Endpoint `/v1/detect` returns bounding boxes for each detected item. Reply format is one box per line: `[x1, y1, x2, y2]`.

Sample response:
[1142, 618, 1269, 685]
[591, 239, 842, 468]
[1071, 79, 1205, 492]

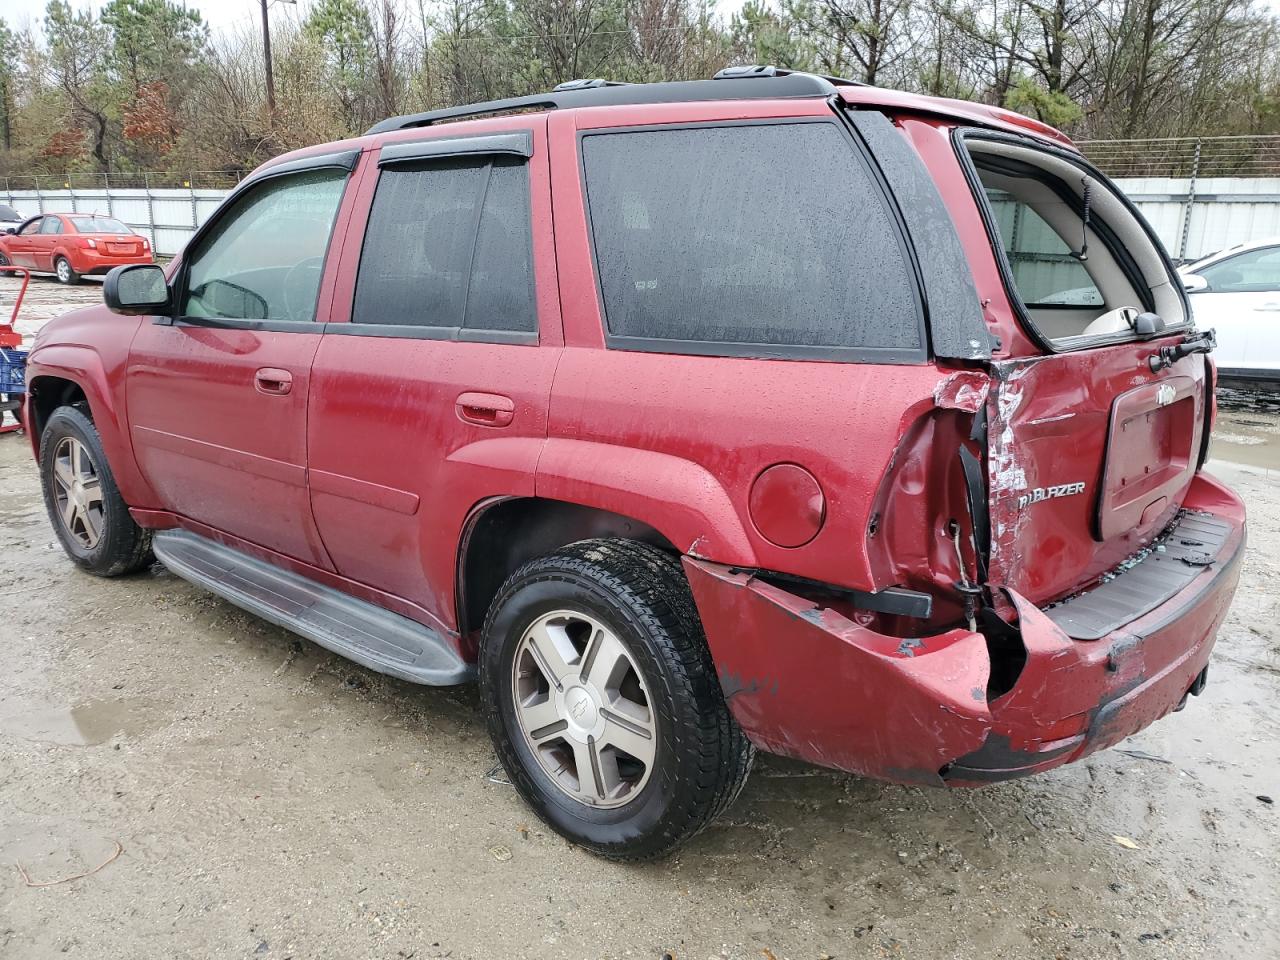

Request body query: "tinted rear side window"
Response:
[352, 156, 536, 335]
[580, 121, 923, 360]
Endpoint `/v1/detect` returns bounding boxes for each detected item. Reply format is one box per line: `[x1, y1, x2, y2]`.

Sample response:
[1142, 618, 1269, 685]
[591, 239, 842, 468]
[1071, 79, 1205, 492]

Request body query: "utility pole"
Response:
[260, 0, 276, 116]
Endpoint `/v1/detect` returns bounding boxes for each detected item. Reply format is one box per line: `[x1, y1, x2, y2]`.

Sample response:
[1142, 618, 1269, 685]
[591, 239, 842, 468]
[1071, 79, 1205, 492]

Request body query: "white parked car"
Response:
[0, 204, 24, 234]
[1180, 238, 1280, 385]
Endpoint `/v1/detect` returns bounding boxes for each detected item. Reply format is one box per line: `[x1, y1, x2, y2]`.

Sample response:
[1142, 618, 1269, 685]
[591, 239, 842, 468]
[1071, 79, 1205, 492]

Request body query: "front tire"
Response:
[54, 256, 80, 285]
[39, 406, 152, 576]
[480, 539, 753, 861]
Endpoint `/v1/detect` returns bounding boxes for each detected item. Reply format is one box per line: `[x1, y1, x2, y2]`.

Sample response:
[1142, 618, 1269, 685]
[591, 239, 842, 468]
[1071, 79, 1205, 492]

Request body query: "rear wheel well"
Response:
[457, 498, 677, 637]
[28, 377, 90, 450]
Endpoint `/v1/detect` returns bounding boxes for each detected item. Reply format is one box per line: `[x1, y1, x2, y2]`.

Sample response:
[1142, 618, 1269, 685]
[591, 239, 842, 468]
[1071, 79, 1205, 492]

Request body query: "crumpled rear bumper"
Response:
[684, 472, 1245, 788]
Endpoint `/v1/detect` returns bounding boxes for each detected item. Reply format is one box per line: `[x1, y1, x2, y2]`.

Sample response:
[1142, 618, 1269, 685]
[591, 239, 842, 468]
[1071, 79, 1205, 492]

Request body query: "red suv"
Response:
[22, 69, 1243, 860]
[0, 213, 152, 284]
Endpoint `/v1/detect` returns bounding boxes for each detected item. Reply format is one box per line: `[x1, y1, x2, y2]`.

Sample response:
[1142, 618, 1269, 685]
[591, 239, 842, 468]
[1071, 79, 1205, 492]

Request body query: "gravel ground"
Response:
[0, 276, 1277, 959]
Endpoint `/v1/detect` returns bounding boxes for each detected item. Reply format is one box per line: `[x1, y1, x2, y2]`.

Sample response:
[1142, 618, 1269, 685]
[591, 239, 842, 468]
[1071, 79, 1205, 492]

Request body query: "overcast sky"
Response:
[0, 0, 752, 36]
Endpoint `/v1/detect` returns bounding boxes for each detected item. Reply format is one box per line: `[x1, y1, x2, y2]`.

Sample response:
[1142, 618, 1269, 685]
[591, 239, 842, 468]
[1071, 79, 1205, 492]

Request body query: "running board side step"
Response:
[152, 529, 473, 685]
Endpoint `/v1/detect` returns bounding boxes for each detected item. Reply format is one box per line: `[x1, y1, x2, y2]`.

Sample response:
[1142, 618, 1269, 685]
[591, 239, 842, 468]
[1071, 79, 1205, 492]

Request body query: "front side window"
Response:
[1198, 246, 1280, 293]
[180, 168, 348, 323]
[580, 121, 923, 359]
[352, 156, 536, 335]
[18, 219, 41, 236]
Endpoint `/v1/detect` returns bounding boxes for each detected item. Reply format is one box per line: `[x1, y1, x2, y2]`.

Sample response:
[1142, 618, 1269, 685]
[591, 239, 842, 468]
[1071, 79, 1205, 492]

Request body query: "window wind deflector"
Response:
[242, 149, 361, 187]
[378, 132, 533, 167]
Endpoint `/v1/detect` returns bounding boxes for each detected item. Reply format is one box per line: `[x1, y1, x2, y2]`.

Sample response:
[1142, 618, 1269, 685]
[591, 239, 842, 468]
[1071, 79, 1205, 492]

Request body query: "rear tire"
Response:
[39, 406, 152, 576]
[479, 538, 753, 861]
[54, 256, 80, 285]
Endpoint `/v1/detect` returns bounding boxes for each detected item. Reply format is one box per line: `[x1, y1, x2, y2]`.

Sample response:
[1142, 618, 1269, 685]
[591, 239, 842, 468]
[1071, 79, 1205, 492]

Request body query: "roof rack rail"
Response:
[553, 78, 629, 91]
[365, 72, 844, 135]
[712, 64, 868, 87]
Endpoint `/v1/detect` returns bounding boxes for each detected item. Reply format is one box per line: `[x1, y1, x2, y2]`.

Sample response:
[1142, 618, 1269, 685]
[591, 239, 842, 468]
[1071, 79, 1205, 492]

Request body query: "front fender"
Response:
[535, 437, 757, 565]
[26, 338, 156, 508]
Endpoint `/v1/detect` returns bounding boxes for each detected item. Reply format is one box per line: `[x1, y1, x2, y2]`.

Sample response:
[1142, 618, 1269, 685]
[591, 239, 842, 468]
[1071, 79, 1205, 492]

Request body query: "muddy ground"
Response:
[0, 275, 1277, 959]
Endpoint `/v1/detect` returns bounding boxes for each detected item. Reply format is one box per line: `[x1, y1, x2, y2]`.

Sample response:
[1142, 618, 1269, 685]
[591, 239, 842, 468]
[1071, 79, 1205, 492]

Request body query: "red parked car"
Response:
[22, 68, 1243, 860]
[0, 213, 152, 284]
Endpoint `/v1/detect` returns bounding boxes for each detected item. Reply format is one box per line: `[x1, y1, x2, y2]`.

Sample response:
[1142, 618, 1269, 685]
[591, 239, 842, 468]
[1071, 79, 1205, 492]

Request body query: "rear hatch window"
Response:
[961, 134, 1189, 349]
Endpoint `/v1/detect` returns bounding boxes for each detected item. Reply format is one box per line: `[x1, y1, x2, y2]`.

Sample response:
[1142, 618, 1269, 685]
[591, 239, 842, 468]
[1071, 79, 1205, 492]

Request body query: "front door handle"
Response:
[456, 391, 514, 427]
[254, 367, 293, 396]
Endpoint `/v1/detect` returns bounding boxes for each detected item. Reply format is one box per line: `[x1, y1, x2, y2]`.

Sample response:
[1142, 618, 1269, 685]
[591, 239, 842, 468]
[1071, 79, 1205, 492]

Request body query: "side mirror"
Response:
[2, 227, 13, 235]
[1182, 273, 1208, 293]
[1133, 311, 1165, 338]
[104, 263, 170, 316]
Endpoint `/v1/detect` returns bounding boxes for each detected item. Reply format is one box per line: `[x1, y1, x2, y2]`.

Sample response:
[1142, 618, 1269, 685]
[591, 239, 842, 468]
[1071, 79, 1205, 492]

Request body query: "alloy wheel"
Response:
[50, 436, 104, 549]
[511, 610, 657, 808]
[56, 258, 71, 283]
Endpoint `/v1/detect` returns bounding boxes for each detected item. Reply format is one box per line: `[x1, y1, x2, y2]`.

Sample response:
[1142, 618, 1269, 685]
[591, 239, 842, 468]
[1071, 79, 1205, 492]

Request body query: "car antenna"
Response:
[1072, 175, 1091, 262]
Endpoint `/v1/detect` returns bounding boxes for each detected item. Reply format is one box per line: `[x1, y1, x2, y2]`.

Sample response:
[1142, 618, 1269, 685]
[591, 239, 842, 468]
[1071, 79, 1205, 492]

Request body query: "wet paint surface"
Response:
[2, 279, 1278, 958]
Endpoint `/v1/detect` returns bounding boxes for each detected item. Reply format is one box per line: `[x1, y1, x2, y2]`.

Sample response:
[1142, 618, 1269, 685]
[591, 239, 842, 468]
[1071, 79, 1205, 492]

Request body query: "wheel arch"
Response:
[27, 374, 91, 454]
[456, 496, 679, 637]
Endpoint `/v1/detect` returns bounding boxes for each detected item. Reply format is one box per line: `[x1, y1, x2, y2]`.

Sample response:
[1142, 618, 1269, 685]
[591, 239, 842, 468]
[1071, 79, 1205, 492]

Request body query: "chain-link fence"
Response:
[0, 171, 247, 192]
[1079, 135, 1280, 179]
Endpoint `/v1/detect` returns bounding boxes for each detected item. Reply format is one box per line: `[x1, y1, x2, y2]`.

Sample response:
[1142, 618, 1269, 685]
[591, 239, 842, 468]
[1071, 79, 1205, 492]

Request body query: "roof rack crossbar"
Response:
[365, 72, 845, 135]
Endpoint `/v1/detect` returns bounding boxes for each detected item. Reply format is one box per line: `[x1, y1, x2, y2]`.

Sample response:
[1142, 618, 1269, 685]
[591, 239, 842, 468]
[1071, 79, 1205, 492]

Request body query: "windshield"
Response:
[0, 204, 19, 220]
[70, 216, 131, 234]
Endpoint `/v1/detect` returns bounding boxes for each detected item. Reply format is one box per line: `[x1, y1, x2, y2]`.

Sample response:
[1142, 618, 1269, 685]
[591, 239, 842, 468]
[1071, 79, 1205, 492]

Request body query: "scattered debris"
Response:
[484, 764, 510, 786]
[1258, 795, 1274, 805]
[1116, 749, 1172, 764]
[15, 839, 123, 887]
[1112, 835, 1140, 849]
[488, 844, 512, 862]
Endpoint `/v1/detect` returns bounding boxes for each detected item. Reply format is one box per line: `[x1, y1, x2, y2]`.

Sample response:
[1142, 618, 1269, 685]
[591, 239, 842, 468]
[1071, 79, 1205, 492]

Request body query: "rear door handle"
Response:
[456, 391, 514, 427]
[254, 367, 293, 396]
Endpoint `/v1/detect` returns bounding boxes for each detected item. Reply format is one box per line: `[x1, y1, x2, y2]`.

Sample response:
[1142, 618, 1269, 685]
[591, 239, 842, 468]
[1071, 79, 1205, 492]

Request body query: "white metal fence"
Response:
[1113, 176, 1280, 263]
[0, 173, 241, 257]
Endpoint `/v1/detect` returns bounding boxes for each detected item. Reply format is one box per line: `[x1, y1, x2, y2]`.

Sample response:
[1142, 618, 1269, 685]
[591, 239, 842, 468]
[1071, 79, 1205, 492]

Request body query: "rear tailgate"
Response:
[988, 343, 1207, 606]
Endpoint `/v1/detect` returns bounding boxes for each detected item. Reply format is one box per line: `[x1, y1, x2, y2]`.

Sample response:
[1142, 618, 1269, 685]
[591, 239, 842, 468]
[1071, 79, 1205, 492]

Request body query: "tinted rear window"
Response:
[352, 156, 536, 335]
[580, 121, 923, 359]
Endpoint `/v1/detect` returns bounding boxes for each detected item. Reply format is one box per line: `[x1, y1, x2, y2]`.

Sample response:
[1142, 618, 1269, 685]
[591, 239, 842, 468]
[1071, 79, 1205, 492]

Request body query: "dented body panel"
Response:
[684, 558, 992, 786]
[688, 475, 1243, 786]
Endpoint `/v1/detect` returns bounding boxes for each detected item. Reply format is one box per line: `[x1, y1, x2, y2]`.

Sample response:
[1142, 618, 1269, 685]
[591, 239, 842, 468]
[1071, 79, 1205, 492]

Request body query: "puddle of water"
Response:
[1210, 388, 1280, 471]
[0, 698, 158, 746]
